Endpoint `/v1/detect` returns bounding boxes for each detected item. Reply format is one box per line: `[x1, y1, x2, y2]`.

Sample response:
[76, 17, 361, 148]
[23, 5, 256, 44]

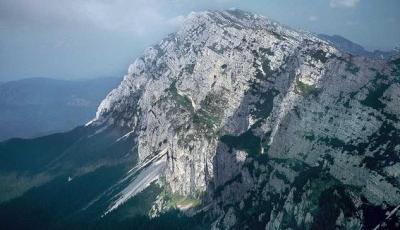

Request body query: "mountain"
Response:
[1, 10, 399, 229]
[0, 77, 121, 141]
[318, 34, 394, 59]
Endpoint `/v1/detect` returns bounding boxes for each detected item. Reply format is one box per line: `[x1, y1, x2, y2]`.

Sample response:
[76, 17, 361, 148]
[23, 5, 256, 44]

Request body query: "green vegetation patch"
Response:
[292, 166, 360, 227]
[253, 57, 273, 80]
[345, 62, 360, 75]
[192, 92, 226, 137]
[160, 189, 202, 211]
[318, 136, 346, 149]
[360, 74, 390, 110]
[261, 58, 273, 76]
[208, 43, 228, 55]
[252, 48, 275, 80]
[295, 80, 320, 96]
[311, 50, 328, 63]
[0, 126, 90, 173]
[292, 165, 323, 203]
[259, 47, 274, 56]
[98, 209, 210, 230]
[0, 165, 127, 229]
[303, 131, 316, 141]
[362, 122, 400, 175]
[184, 63, 196, 74]
[167, 81, 194, 112]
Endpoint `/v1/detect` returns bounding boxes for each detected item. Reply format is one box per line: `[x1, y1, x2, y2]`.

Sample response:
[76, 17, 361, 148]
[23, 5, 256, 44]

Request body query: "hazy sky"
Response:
[0, 0, 399, 81]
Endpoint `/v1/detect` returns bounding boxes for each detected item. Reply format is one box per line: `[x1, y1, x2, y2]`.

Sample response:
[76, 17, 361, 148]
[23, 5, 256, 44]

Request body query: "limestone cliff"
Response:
[80, 9, 400, 229]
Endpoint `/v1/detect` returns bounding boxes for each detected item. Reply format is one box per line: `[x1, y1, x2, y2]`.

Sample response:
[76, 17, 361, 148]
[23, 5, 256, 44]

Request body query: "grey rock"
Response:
[87, 9, 400, 229]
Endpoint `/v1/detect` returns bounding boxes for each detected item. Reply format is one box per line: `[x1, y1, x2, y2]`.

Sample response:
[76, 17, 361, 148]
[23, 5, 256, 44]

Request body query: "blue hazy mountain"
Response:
[318, 34, 394, 59]
[0, 77, 121, 141]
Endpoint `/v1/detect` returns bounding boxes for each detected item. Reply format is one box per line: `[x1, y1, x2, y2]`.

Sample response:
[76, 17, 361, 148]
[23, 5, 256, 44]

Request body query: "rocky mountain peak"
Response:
[80, 9, 400, 228]
[93, 9, 332, 126]
[1, 9, 400, 230]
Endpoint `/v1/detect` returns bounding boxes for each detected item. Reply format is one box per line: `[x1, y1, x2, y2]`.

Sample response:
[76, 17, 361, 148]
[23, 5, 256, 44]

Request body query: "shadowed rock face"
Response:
[1, 9, 399, 229]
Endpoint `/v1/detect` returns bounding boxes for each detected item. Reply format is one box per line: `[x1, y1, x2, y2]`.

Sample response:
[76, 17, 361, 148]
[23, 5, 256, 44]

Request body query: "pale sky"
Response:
[0, 0, 399, 81]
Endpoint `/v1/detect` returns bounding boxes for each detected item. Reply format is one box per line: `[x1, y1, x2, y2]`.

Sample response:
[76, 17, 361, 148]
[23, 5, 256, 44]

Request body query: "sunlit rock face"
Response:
[89, 9, 400, 229]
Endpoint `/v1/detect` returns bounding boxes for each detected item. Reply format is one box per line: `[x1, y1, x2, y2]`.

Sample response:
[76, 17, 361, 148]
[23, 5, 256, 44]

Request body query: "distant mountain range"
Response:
[318, 34, 395, 59]
[0, 77, 121, 141]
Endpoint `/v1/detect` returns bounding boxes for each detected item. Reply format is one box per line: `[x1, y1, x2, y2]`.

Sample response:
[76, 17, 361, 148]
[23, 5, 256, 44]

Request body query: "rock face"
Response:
[2, 9, 399, 229]
[84, 9, 400, 229]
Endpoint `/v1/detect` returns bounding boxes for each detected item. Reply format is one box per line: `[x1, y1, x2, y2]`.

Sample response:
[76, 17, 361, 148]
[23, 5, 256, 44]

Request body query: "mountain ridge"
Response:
[0, 77, 121, 141]
[87, 9, 400, 228]
[1, 9, 399, 229]
[318, 34, 395, 59]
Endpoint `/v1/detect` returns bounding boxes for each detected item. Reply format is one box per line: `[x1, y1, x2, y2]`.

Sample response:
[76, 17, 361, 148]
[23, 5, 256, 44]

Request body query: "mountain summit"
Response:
[1, 10, 400, 229]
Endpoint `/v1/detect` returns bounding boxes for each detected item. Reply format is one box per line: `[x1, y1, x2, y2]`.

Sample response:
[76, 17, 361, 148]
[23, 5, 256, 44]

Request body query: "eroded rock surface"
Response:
[86, 9, 400, 229]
